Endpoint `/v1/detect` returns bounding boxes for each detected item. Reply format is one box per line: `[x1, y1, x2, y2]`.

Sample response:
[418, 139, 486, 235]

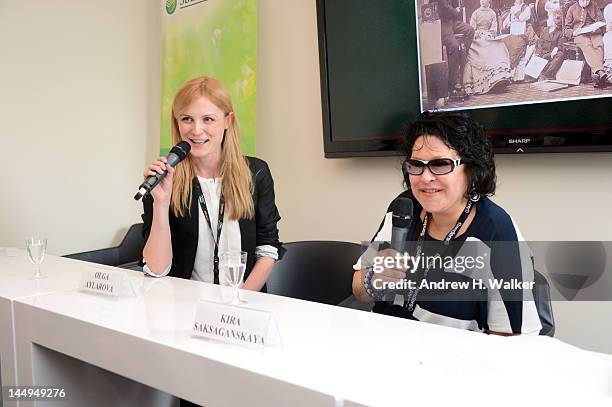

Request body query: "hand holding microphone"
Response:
[361, 197, 416, 301]
[134, 141, 191, 201]
[388, 197, 414, 303]
[142, 156, 175, 205]
[371, 248, 409, 290]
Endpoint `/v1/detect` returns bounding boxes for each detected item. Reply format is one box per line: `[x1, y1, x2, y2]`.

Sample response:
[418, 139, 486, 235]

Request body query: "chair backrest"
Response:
[63, 223, 145, 269]
[533, 268, 555, 336]
[116, 223, 144, 266]
[266, 241, 363, 306]
[63, 245, 121, 266]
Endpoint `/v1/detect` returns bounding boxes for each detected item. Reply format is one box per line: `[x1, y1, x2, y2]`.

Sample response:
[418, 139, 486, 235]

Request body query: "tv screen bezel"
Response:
[316, 0, 612, 158]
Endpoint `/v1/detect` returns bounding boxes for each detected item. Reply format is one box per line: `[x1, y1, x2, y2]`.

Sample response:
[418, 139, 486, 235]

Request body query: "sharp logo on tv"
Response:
[508, 138, 531, 144]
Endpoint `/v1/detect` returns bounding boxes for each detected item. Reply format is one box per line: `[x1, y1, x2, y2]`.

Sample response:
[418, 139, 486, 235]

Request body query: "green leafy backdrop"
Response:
[161, 0, 256, 155]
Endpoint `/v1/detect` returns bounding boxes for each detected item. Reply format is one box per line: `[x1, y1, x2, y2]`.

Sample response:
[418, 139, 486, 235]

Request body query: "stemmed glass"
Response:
[220, 251, 247, 305]
[25, 237, 47, 279]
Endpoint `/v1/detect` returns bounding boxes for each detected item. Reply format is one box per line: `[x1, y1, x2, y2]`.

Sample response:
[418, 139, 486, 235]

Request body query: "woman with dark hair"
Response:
[352, 111, 541, 335]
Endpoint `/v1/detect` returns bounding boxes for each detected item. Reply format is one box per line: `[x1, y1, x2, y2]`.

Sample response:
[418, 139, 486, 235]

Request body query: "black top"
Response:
[366, 191, 542, 334]
[141, 156, 284, 289]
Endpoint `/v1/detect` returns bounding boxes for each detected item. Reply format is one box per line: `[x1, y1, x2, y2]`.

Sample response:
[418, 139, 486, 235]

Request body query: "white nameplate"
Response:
[192, 301, 282, 349]
[79, 267, 136, 297]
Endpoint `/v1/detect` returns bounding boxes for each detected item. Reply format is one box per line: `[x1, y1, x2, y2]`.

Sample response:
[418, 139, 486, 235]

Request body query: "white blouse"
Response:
[191, 177, 241, 285]
[143, 177, 278, 283]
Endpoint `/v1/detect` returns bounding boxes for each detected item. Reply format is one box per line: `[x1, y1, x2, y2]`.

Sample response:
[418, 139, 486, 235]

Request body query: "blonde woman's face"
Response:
[176, 96, 231, 161]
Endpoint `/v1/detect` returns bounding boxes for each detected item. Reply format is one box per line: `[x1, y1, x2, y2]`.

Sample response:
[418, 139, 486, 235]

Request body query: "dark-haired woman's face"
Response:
[409, 135, 469, 217]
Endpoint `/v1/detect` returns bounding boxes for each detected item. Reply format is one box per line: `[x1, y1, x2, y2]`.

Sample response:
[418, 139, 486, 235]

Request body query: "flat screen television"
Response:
[316, 0, 612, 157]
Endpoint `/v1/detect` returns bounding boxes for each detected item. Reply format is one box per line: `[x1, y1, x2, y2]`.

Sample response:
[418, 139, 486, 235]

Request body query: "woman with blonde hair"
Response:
[141, 76, 283, 292]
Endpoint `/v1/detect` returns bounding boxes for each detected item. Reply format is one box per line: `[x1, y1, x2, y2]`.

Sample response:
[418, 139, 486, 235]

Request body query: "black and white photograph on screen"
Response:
[415, 0, 612, 111]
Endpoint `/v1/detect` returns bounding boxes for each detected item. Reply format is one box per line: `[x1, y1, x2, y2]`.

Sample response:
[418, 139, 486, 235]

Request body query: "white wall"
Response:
[257, 0, 612, 354]
[0, 0, 160, 255]
[0, 0, 610, 354]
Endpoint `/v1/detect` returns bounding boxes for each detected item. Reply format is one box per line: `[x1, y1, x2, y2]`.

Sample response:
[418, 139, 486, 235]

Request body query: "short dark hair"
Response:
[402, 111, 496, 199]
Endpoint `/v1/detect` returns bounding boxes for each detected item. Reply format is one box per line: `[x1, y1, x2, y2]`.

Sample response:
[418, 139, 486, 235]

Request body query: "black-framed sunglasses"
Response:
[403, 158, 464, 176]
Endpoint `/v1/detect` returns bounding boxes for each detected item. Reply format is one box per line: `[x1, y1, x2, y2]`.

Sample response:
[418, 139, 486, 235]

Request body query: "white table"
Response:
[3, 253, 612, 406]
[0, 249, 85, 391]
[0, 251, 175, 407]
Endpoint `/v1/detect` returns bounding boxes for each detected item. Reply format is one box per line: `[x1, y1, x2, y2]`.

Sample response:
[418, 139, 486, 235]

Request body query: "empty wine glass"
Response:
[220, 251, 247, 305]
[25, 237, 47, 279]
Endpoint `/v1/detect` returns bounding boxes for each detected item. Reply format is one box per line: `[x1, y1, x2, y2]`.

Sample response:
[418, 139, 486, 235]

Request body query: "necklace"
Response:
[404, 199, 475, 311]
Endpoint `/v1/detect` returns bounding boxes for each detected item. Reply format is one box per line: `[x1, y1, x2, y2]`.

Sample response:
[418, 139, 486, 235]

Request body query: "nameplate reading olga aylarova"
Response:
[192, 301, 273, 349]
[79, 267, 134, 297]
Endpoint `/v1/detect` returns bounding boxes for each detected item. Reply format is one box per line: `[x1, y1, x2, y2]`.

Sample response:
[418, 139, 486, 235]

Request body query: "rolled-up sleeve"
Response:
[254, 161, 285, 260]
[255, 244, 279, 260]
[142, 262, 171, 277]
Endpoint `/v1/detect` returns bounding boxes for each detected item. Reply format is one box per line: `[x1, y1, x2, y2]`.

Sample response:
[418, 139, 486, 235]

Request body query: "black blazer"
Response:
[141, 157, 284, 286]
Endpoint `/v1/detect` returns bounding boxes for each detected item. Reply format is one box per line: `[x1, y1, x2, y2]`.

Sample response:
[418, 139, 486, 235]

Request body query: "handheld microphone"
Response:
[390, 197, 413, 253]
[134, 141, 191, 201]
[388, 197, 414, 305]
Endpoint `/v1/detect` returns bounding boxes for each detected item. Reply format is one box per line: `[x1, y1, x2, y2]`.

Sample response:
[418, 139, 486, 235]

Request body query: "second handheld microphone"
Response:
[390, 197, 414, 253]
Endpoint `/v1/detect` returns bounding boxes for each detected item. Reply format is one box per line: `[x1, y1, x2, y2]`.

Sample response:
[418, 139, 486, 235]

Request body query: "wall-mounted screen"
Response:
[317, 0, 612, 157]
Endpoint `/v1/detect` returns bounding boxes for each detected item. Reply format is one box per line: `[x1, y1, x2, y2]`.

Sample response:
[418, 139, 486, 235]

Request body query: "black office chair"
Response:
[63, 223, 145, 271]
[266, 241, 363, 306]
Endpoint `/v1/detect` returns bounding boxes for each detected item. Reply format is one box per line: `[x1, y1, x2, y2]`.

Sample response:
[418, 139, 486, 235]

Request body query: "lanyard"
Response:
[194, 181, 225, 285]
[404, 199, 474, 311]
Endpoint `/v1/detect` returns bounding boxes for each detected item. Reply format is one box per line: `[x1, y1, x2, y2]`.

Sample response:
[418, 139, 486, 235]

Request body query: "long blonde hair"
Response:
[170, 77, 254, 220]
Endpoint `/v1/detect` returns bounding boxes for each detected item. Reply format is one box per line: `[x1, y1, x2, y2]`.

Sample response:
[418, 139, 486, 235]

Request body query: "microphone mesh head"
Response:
[170, 141, 191, 160]
[391, 197, 413, 228]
